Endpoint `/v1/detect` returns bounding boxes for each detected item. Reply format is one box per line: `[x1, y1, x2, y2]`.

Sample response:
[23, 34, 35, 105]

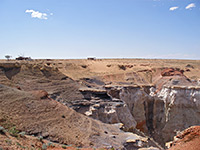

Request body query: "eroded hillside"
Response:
[0, 58, 200, 149]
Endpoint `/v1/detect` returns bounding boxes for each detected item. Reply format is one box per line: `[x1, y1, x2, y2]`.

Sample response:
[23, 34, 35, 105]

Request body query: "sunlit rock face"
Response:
[119, 86, 153, 134]
[154, 86, 200, 144]
[69, 76, 200, 146]
[84, 100, 137, 131]
[70, 87, 137, 131]
[116, 84, 200, 146]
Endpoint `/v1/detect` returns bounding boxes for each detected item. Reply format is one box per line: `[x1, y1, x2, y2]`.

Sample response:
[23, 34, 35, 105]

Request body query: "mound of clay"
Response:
[161, 68, 184, 77]
[168, 126, 200, 150]
[0, 62, 84, 105]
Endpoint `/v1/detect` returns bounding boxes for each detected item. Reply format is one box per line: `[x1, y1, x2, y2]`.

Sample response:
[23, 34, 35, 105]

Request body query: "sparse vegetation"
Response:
[0, 126, 6, 134]
[118, 65, 126, 70]
[38, 136, 43, 142]
[47, 142, 55, 147]
[81, 65, 87, 68]
[42, 143, 47, 150]
[16, 142, 25, 149]
[5, 55, 12, 61]
[8, 126, 19, 137]
[19, 131, 26, 137]
[62, 145, 67, 149]
[5, 139, 12, 145]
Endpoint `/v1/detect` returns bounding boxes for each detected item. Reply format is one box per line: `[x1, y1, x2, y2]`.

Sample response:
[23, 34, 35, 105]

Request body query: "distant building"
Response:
[87, 57, 96, 60]
[16, 56, 32, 61]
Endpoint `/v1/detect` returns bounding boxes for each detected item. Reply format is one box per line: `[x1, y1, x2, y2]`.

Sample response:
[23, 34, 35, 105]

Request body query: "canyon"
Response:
[0, 58, 200, 149]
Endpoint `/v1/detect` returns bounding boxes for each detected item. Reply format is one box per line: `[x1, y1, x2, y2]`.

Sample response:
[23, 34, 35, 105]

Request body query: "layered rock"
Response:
[106, 83, 200, 146]
[167, 126, 200, 150]
[0, 84, 161, 149]
[71, 88, 137, 131]
[154, 85, 200, 143]
[118, 85, 154, 134]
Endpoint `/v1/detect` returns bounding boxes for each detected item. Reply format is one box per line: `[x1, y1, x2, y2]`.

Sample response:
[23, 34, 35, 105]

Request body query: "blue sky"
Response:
[0, 0, 199, 59]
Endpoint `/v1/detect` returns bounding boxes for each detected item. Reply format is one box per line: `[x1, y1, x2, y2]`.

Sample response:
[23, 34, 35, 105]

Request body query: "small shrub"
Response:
[62, 145, 67, 149]
[19, 131, 26, 138]
[118, 65, 126, 70]
[0, 126, 6, 134]
[38, 136, 43, 142]
[16, 142, 25, 148]
[5, 139, 12, 145]
[47, 142, 55, 147]
[107, 65, 111, 67]
[9, 126, 19, 137]
[81, 65, 87, 68]
[16, 142, 21, 146]
[42, 143, 47, 150]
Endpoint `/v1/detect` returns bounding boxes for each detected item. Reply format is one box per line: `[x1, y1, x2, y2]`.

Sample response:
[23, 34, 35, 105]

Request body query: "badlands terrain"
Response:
[0, 58, 200, 150]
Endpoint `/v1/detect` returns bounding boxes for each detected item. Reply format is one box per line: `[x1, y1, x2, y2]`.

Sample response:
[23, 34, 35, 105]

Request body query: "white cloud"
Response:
[25, 9, 48, 20]
[169, 6, 179, 11]
[185, 3, 196, 10]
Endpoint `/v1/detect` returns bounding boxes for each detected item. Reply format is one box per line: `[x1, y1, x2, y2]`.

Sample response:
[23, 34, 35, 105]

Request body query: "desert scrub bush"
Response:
[8, 126, 19, 137]
[5, 139, 12, 145]
[0, 126, 6, 134]
[19, 131, 26, 138]
[42, 143, 47, 150]
[118, 65, 126, 70]
[47, 142, 55, 147]
[16, 142, 25, 149]
[62, 145, 67, 149]
[81, 65, 87, 68]
[37, 136, 43, 142]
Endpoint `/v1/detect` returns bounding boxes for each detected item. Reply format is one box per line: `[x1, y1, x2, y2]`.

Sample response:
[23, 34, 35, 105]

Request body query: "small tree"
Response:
[5, 55, 12, 61]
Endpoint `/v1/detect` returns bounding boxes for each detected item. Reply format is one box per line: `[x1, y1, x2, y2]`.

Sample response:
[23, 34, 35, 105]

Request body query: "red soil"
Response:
[169, 126, 200, 150]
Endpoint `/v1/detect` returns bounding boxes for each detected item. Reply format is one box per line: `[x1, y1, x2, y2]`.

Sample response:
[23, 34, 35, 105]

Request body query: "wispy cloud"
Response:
[169, 6, 179, 11]
[185, 3, 195, 10]
[25, 9, 48, 20]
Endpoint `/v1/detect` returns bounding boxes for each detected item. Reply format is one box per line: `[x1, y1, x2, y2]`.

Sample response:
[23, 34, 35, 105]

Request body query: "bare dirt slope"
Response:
[48, 59, 200, 82]
[1, 58, 200, 86]
[0, 58, 200, 149]
[0, 128, 108, 150]
[0, 62, 84, 105]
[168, 126, 200, 150]
[0, 84, 132, 148]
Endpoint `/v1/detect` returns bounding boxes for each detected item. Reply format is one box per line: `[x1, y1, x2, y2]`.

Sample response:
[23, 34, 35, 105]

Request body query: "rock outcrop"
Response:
[1, 60, 200, 149]
[71, 79, 200, 147]
[71, 88, 137, 131]
[116, 84, 200, 146]
[154, 85, 200, 144]
[117, 85, 155, 134]
[161, 68, 184, 77]
[167, 126, 200, 150]
[0, 84, 160, 149]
